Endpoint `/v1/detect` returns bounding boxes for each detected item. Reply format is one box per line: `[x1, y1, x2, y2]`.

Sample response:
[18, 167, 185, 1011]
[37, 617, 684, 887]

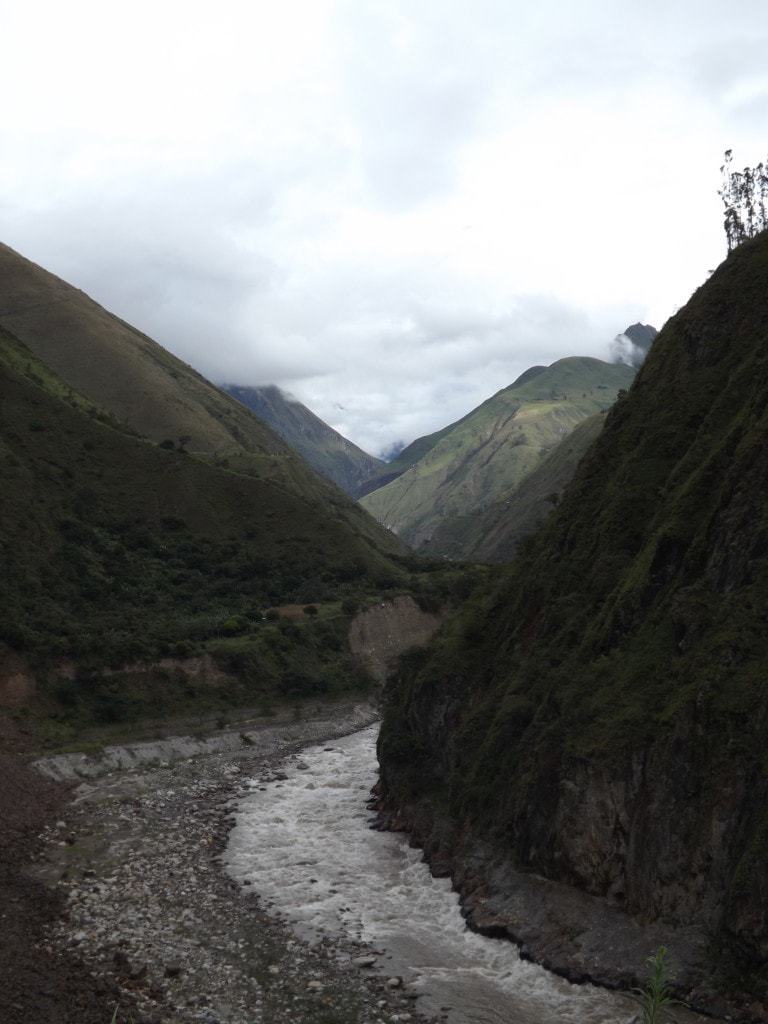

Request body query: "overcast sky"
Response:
[1, 1, 767, 456]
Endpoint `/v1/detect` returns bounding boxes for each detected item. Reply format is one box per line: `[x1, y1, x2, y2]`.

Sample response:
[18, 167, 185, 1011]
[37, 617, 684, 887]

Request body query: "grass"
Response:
[360, 356, 634, 551]
[634, 948, 678, 1024]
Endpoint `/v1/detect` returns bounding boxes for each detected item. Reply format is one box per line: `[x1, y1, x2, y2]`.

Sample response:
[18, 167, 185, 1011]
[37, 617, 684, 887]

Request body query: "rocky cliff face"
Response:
[377, 232, 768, 1016]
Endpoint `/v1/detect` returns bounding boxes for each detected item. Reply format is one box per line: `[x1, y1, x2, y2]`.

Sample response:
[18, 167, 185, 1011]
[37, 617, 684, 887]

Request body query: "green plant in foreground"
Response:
[635, 946, 677, 1024]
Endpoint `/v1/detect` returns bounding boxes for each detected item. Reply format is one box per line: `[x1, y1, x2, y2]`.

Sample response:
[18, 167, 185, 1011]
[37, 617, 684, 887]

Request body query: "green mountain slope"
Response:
[377, 232, 768, 1003]
[0, 241, 403, 553]
[427, 412, 607, 561]
[360, 357, 635, 550]
[0, 243, 302, 478]
[223, 384, 384, 497]
[0, 326, 410, 724]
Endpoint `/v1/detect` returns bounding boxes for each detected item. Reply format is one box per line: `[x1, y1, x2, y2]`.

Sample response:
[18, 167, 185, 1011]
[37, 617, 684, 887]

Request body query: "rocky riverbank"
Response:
[27, 702, 440, 1024]
[370, 798, 760, 1024]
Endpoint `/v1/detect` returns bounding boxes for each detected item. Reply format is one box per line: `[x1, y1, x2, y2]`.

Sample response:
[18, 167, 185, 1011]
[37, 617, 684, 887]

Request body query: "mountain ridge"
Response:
[376, 231, 768, 1013]
[222, 383, 383, 497]
[361, 355, 636, 552]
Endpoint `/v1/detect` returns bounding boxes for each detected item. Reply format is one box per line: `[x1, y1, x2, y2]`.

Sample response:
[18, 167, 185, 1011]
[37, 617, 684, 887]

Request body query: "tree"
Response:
[720, 149, 768, 252]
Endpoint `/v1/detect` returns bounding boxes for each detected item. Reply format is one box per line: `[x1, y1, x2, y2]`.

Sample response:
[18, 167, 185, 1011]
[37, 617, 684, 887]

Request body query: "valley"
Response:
[4, 5, 768, 1024]
[2, 226, 768, 1024]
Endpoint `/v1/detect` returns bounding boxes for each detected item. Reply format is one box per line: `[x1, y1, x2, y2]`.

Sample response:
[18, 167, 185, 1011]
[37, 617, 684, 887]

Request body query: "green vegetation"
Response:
[429, 412, 607, 562]
[356, 417, 468, 497]
[361, 356, 635, 552]
[223, 384, 384, 497]
[0, 322, 419, 726]
[634, 948, 677, 1024]
[0, 316, 484, 733]
[378, 231, 768, 985]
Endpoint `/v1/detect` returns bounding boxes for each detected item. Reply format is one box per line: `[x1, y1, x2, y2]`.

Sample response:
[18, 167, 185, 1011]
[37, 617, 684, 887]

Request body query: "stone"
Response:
[386, 977, 403, 989]
[352, 955, 377, 968]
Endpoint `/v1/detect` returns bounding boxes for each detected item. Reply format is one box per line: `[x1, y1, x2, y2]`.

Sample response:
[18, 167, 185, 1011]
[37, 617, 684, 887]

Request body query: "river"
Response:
[225, 724, 638, 1024]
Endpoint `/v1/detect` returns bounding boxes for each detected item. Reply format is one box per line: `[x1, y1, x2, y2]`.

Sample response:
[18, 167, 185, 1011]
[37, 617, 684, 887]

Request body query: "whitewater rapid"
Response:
[225, 724, 637, 1024]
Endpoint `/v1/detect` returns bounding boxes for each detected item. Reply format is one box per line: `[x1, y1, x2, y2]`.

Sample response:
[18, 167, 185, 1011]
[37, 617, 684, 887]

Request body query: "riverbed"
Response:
[226, 725, 638, 1024]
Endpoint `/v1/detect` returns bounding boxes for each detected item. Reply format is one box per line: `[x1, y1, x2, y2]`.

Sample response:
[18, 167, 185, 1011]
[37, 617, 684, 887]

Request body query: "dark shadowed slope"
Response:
[378, 232, 768, 1007]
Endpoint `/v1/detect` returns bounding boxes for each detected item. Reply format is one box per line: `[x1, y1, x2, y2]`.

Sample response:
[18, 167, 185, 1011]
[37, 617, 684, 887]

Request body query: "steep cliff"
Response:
[377, 232, 768, 1013]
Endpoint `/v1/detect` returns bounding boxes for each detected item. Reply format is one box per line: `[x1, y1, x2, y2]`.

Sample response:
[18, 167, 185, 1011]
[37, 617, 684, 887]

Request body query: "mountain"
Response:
[0, 245, 417, 729]
[360, 356, 636, 551]
[376, 232, 768, 1011]
[222, 384, 384, 497]
[0, 242, 401, 543]
[427, 412, 607, 561]
[357, 421, 467, 497]
[0, 243, 312, 489]
[610, 321, 659, 367]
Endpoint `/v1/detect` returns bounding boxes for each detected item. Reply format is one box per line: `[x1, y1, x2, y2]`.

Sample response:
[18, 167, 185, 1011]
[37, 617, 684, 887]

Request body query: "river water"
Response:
[225, 724, 637, 1024]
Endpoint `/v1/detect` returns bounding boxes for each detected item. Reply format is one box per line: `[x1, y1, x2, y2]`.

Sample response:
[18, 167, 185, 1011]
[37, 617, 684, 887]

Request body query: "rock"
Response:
[164, 961, 183, 977]
[352, 955, 377, 968]
[307, 979, 323, 991]
[386, 977, 403, 989]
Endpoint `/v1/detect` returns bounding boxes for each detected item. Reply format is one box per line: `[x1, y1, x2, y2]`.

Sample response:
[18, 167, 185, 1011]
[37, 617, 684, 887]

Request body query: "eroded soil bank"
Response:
[25, 701, 439, 1024]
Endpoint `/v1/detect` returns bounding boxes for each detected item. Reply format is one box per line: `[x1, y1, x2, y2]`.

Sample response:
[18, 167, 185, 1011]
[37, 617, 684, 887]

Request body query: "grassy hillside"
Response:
[0, 243, 310, 478]
[0, 325, 416, 727]
[223, 384, 384, 497]
[357, 366, 550, 498]
[361, 357, 635, 550]
[378, 231, 768, 994]
[427, 412, 606, 561]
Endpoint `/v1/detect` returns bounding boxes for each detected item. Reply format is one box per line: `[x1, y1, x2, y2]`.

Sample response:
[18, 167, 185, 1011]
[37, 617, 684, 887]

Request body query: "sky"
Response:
[1, 0, 767, 457]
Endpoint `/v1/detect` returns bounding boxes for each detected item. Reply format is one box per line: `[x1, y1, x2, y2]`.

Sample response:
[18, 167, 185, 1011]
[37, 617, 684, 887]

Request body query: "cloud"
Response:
[1, 1, 766, 456]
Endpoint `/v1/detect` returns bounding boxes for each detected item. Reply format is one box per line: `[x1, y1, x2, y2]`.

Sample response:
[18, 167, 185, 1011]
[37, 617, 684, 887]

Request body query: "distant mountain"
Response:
[428, 412, 607, 561]
[222, 384, 383, 497]
[360, 356, 636, 552]
[610, 321, 659, 368]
